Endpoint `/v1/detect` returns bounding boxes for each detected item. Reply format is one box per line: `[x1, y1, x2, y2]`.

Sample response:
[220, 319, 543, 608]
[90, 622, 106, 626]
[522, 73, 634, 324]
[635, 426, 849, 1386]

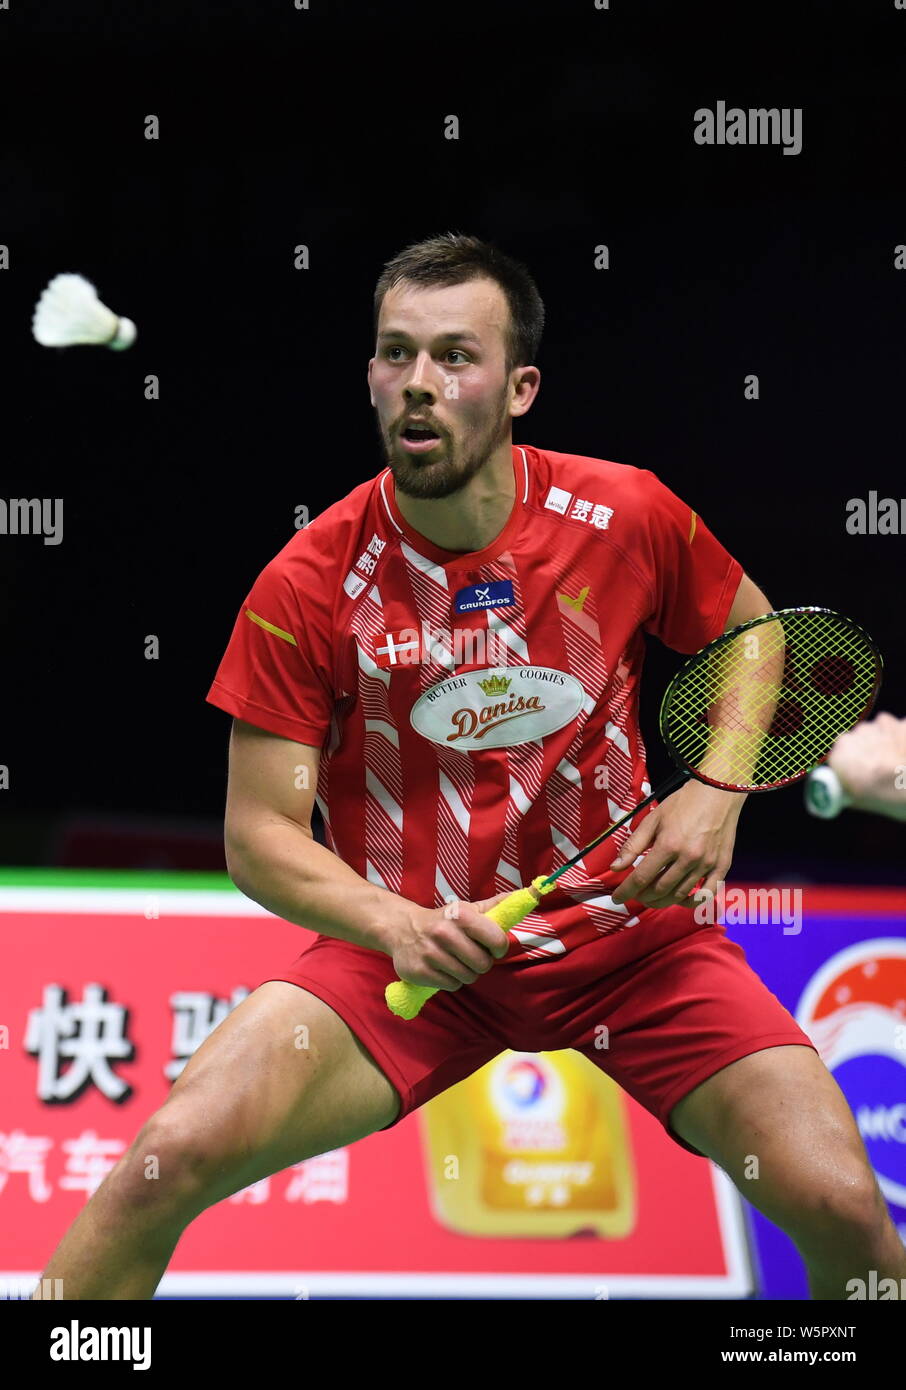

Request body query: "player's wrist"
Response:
[680, 779, 748, 814]
[366, 893, 420, 956]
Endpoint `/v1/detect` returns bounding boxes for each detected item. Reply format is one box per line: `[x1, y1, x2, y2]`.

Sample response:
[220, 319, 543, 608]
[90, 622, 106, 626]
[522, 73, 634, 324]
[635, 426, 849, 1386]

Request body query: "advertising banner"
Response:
[723, 886, 906, 1300]
[0, 871, 753, 1299]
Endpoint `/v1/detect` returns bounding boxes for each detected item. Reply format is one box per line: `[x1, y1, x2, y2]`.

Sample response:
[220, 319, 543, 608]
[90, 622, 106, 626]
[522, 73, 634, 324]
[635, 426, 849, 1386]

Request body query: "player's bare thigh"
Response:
[155, 981, 400, 1188]
[668, 1044, 878, 1227]
[669, 1045, 849, 1155]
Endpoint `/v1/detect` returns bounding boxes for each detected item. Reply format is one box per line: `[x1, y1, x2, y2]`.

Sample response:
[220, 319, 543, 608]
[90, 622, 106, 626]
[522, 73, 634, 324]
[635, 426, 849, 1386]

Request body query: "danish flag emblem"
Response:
[373, 630, 420, 668]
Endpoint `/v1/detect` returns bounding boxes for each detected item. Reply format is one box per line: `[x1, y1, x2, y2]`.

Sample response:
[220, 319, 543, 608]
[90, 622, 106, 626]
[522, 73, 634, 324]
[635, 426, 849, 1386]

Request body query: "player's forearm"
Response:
[849, 787, 906, 821]
[226, 823, 411, 952]
[700, 594, 782, 785]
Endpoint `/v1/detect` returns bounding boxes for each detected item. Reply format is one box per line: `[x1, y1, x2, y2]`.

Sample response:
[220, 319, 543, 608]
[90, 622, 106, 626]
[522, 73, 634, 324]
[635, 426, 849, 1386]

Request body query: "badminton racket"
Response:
[385, 606, 882, 1019]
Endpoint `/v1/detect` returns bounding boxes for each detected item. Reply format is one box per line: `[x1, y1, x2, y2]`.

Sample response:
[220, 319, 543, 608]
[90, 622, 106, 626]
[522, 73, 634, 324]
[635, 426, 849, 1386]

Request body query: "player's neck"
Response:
[392, 441, 515, 555]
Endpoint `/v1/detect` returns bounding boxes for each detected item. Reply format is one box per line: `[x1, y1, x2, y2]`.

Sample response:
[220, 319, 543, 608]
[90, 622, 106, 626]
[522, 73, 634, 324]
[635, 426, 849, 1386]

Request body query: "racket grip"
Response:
[385, 876, 552, 1020]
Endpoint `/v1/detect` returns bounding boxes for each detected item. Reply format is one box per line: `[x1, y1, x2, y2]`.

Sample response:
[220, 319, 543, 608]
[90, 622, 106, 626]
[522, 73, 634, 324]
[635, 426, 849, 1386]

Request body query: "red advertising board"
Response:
[0, 872, 752, 1298]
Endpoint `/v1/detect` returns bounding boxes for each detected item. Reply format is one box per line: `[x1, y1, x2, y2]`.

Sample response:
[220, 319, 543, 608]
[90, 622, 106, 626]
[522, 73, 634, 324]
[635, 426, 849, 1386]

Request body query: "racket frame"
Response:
[658, 605, 883, 794]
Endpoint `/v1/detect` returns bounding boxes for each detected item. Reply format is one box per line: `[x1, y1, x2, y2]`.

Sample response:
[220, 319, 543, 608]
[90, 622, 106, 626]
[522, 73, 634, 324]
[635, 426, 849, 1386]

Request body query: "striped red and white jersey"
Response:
[207, 444, 743, 967]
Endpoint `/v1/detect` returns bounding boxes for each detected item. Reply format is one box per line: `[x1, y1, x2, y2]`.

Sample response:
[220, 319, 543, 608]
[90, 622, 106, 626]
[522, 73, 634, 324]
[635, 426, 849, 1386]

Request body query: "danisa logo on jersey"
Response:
[796, 940, 906, 1213]
[453, 580, 515, 614]
[410, 665, 585, 751]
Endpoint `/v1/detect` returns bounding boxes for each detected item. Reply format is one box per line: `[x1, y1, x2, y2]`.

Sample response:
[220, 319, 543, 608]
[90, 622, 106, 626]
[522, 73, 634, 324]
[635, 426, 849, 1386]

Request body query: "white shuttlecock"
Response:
[32, 273, 137, 350]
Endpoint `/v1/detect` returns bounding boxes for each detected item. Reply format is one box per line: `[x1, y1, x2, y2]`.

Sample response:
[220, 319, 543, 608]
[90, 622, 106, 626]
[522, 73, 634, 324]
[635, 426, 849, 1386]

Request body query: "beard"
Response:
[377, 388, 512, 501]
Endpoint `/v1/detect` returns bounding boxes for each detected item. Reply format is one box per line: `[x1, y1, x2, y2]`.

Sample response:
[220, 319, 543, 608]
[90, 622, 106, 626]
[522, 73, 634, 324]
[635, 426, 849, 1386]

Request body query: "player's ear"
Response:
[510, 365, 540, 417]
[367, 357, 375, 405]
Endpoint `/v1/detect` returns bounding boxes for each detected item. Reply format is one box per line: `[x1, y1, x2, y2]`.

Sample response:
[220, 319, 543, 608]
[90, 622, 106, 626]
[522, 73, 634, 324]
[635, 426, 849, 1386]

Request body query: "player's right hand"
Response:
[388, 892, 513, 992]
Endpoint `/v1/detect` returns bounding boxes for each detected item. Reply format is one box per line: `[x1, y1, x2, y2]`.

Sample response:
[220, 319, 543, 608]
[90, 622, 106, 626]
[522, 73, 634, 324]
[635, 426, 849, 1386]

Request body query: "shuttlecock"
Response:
[32, 273, 137, 350]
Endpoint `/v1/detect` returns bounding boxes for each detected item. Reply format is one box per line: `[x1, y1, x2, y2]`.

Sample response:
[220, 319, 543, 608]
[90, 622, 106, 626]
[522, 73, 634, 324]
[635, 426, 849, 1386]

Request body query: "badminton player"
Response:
[36, 233, 906, 1301]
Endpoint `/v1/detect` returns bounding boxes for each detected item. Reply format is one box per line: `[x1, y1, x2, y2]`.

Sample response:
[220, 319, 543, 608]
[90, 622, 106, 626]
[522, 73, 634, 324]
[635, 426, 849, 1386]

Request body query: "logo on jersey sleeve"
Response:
[543, 486, 573, 516]
[344, 532, 390, 599]
[454, 580, 515, 613]
[410, 665, 585, 750]
[543, 485, 615, 530]
[343, 572, 368, 599]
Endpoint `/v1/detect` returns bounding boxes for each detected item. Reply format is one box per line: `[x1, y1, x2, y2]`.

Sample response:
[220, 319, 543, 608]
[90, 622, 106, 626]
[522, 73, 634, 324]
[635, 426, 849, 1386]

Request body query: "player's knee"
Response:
[785, 1161, 886, 1257]
[118, 1102, 244, 1216]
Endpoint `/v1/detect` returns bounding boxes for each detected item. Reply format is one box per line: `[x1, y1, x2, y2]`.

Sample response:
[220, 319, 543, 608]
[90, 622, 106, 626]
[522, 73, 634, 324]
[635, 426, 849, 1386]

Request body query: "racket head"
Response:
[658, 606, 883, 793]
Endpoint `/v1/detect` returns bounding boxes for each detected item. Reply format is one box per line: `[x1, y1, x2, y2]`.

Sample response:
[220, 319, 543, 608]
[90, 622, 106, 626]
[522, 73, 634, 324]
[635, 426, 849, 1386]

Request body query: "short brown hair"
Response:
[373, 231, 545, 374]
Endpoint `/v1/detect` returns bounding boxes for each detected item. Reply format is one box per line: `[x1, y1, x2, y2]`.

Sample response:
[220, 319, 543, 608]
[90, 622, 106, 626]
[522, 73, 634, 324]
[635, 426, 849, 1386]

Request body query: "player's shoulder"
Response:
[525, 443, 672, 523]
[263, 471, 385, 581]
[296, 473, 379, 548]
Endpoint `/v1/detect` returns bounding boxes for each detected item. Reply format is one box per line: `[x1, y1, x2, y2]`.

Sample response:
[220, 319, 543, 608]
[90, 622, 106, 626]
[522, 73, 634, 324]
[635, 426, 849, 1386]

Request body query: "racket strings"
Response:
[664, 612, 879, 790]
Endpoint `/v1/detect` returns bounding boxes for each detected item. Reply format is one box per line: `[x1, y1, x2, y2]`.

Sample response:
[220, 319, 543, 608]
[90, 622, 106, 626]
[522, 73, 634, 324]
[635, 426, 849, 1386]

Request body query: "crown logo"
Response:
[477, 673, 511, 696]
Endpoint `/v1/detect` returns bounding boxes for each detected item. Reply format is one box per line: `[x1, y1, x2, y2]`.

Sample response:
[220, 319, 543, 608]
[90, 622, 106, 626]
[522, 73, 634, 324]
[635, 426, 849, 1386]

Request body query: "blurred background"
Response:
[2, 0, 905, 1302]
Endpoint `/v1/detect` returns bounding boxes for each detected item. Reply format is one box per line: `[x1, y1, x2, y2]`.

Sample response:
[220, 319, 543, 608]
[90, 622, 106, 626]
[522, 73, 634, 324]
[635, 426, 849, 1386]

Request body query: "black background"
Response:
[1, 0, 903, 882]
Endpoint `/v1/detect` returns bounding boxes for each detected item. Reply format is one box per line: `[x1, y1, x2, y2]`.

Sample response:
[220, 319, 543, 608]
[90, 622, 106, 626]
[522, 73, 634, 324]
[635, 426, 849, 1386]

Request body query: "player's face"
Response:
[368, 277, 515, 500]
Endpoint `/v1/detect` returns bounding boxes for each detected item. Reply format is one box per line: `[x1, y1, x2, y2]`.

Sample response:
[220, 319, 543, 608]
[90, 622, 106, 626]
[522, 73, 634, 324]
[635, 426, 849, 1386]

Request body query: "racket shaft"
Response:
[545, 768, 689, 883]
[388, 773, 691, 1019]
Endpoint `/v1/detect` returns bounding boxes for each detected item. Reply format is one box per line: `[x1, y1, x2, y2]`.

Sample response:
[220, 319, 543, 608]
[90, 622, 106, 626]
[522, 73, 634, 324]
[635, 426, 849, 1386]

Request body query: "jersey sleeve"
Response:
[639, 469, 744, 654]
[206, 546, 335, 747]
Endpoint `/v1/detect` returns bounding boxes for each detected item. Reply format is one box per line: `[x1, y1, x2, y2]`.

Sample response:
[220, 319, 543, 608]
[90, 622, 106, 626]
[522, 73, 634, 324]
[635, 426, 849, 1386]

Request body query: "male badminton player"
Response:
[36, 233, 906, 1301]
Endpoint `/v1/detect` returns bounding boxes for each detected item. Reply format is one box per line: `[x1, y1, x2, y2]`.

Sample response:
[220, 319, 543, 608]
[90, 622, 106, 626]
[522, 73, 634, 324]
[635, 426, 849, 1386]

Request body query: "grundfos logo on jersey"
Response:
[453, 580, 515, 613]
[796, 940, 906, 1211]
[410, 665, 585, 750]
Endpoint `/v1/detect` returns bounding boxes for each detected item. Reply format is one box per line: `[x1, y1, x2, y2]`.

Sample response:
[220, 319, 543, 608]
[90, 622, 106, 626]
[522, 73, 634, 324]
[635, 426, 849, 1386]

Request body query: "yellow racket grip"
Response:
[385, 876, 553, 1020]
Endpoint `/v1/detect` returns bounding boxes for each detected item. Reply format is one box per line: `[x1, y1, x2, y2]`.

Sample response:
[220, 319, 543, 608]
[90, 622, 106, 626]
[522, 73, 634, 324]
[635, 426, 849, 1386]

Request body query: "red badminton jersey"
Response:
[207, 444, 744, 970]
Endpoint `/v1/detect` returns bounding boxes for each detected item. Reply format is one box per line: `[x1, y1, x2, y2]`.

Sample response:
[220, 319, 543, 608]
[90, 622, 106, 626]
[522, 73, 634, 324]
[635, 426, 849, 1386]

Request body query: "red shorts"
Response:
[262, 908, 816, 1157]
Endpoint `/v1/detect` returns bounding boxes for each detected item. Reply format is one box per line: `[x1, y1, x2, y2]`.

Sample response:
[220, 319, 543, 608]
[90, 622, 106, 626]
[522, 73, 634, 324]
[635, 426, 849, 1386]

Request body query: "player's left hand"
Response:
[609, 779, 746, 910]
[827, 711, 906, 821]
